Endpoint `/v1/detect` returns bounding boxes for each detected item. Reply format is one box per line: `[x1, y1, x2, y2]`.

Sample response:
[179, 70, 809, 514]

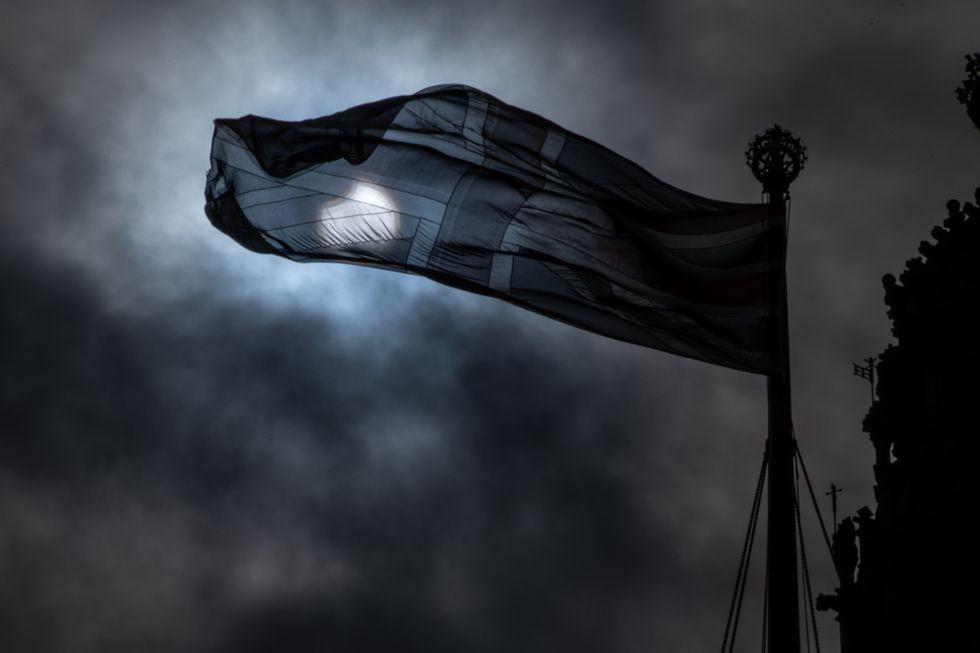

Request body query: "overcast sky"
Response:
[2, 1, 978, 651]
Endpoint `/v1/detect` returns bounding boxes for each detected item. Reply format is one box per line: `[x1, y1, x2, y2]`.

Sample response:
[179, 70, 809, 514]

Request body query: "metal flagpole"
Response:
[746, 125, 807, 653]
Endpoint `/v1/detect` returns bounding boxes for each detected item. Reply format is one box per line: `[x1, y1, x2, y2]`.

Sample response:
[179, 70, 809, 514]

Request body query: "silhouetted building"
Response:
[818, 59, 980, 648]
[820, 190, 980, 652]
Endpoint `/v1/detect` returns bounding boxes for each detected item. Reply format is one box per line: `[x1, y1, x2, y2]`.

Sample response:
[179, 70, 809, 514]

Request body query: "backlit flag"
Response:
[205, 85, 784, 373]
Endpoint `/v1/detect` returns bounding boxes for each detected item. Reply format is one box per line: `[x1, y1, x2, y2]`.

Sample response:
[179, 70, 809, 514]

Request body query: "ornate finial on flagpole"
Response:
[956, 52, 980, 130]
[745, 125, 808, 202]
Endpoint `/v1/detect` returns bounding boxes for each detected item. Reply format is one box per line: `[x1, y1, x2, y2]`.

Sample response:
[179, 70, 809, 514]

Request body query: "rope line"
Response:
[794, 455, 822, 653]
[793, 434, 837, 581]
[795, 458, 812, 653]
[720, 449, 769, 653]
[728, 451, 768, 653]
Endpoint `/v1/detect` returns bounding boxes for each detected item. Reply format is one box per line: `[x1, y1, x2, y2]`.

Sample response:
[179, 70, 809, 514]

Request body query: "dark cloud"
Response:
[212, 593, 468, 653]
[0, 237, 685, 651]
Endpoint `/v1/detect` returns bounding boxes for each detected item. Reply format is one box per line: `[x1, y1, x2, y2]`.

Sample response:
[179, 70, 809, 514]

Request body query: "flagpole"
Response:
[746, 125, 807, 653]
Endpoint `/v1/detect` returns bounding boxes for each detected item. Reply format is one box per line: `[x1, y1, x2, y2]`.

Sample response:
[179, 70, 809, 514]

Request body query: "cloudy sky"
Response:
[2, 1, 978, 651]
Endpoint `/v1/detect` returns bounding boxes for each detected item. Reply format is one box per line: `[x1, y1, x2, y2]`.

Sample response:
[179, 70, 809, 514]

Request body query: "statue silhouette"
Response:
[832, 517, 858, 588]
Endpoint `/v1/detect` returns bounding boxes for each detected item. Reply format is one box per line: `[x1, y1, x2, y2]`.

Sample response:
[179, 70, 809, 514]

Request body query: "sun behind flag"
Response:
[205, 85, 784, 373]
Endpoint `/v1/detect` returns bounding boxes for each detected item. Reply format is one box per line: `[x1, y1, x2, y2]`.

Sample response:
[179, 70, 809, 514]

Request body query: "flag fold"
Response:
[205, 85, 784, 373]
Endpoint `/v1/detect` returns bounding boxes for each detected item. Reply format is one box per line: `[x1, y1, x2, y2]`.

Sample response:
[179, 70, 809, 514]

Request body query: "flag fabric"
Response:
[205, 85, 785, 374]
